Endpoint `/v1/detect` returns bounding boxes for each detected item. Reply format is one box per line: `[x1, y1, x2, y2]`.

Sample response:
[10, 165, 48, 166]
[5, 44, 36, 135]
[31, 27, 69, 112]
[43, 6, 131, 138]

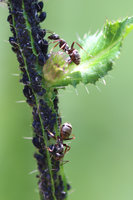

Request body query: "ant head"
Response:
[48, 33, 60, 40]
[61, 122, 72, 139]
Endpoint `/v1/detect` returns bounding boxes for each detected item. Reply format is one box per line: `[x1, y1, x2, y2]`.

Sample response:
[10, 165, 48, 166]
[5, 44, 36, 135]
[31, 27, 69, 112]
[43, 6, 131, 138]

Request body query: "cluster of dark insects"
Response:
[48, 33, 86, 65]
[47, 122, 75, 162]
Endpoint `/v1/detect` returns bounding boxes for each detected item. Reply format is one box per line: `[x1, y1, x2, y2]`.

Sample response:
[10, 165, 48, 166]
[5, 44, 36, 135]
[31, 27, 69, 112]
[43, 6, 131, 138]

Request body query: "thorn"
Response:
[29, 169, 38, 175]
[11, 73, 19, 77]
[23, 137, 33, 140]
[102, 78, 106, 86]
[95, 85, 101, 93]
[95, 30, 99, 35]
[3, 40, 9, 43]
[76, 33, 82, 43]
[60, 115, 64, 119]
[74, 88, 78, 96]
[84, 85, 90, 94]
[68, 189, 75, 195]
[57, 115, 64, 119]
[16, 100, 26, 103]
[108, 74, 114, 80]
[35, 188, 39, 193]
[83, 33, 87, 39]
[55, 86, 65, 89]
[66, 141, 72, 145]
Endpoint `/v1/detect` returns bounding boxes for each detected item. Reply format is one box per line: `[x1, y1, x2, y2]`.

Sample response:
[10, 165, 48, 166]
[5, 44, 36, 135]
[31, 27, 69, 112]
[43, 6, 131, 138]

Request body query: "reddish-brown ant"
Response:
[48, 33, 86, 65]
[47, 122, 75, 161]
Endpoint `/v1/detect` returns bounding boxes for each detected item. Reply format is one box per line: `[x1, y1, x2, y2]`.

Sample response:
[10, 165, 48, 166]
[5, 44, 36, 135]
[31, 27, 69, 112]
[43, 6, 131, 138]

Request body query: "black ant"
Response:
[47, 122, 75, 161]
[48, 33, 86, 65]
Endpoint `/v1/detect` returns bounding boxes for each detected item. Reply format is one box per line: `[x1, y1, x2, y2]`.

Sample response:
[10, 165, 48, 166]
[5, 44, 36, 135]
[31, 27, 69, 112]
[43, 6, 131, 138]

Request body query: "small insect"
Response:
[35, 1, 44, 12]
[48, 33, 85, 65]
[47, 122, 75, 161]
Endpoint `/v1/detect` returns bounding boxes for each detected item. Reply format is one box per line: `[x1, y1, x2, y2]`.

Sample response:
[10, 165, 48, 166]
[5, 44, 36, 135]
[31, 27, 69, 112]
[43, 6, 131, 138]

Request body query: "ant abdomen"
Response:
[69, 49, 80, 65]
[61, 122, 72, 140]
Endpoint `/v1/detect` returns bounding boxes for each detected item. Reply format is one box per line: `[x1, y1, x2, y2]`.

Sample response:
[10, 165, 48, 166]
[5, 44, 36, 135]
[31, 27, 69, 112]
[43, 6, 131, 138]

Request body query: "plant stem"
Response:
[7, 0, 70, 199]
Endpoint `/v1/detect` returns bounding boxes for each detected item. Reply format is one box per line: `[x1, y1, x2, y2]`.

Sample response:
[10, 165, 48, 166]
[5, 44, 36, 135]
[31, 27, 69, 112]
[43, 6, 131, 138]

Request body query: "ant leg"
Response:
[47, 130, 57, 140]
[59, 43, 66, 50]
[49, 41, 60, 53]
[46, 146, 54, 152]
[52, 158, 69, 165]
[71, 41, 93, 57]
[49, 40, 67, 53]
[65, 57, 72, 65]
[63, 144, 71, 154]
[67, 57, 72, 64]
[49, 39, 61, 45]
[52, 42, 69, 53]
[46, 30, 54, 34]
[60, 160, 69, 165]
[64, 135, 75, 141]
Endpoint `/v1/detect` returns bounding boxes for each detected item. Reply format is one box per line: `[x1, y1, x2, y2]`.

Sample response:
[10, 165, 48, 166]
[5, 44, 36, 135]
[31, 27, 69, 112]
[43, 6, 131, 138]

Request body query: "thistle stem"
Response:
[7, 0, 70, 199]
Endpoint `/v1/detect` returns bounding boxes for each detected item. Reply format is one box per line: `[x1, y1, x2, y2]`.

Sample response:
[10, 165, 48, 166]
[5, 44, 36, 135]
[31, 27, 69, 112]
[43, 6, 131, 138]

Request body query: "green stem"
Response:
[7, 0, 70, 199]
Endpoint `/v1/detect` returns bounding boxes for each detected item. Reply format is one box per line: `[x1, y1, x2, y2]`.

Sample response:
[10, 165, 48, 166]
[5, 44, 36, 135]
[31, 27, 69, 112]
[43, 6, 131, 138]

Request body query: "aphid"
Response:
[39, 12, 46, 22]
[47, 122, 75, 161]
[38, 29, 46, 38]
[9, 37, 18, 48]
[32, 136, 43, 149]
[38, 53, 46, 66]
[7, 14, 13, 24]
[48, 33, 82, 65]
[35, 1, 44, 12]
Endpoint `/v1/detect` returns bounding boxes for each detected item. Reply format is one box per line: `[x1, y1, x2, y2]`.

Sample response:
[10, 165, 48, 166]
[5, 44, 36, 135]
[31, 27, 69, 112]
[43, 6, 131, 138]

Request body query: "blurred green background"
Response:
[1, 0, 133, 200]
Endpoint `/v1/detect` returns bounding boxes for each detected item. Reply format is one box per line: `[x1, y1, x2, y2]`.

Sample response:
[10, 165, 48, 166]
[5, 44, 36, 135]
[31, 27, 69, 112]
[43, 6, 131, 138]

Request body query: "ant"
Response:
[47, 122, 75, 162]
[48, 33, 86, 65]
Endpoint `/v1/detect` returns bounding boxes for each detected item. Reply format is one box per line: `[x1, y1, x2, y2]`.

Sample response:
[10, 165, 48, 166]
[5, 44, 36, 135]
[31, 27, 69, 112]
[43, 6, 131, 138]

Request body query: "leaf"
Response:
[43, 17, 133, 88]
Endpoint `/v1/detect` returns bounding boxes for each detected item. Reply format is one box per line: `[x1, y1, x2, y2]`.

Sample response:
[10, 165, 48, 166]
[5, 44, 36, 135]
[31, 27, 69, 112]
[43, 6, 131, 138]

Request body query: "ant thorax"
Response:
[48, 138, 65, 161]
[54, 139, 64, 154]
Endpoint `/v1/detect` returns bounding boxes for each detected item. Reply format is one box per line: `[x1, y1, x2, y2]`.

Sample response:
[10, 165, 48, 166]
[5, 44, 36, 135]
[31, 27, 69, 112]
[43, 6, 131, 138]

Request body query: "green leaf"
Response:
[43, 17, 133, 88]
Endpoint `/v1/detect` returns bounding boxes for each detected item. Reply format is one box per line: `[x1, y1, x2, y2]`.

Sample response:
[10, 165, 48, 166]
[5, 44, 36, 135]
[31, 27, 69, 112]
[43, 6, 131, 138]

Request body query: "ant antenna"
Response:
[71, 41, 93, 58]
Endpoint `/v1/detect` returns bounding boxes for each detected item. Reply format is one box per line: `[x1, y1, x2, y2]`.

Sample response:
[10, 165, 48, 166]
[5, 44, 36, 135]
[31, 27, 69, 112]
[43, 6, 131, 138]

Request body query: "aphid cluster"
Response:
[7, 1, 48, 104]
[7, 0, 66, 199]
[7, 0, 72, 199]
[48, 33, 82, 65]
